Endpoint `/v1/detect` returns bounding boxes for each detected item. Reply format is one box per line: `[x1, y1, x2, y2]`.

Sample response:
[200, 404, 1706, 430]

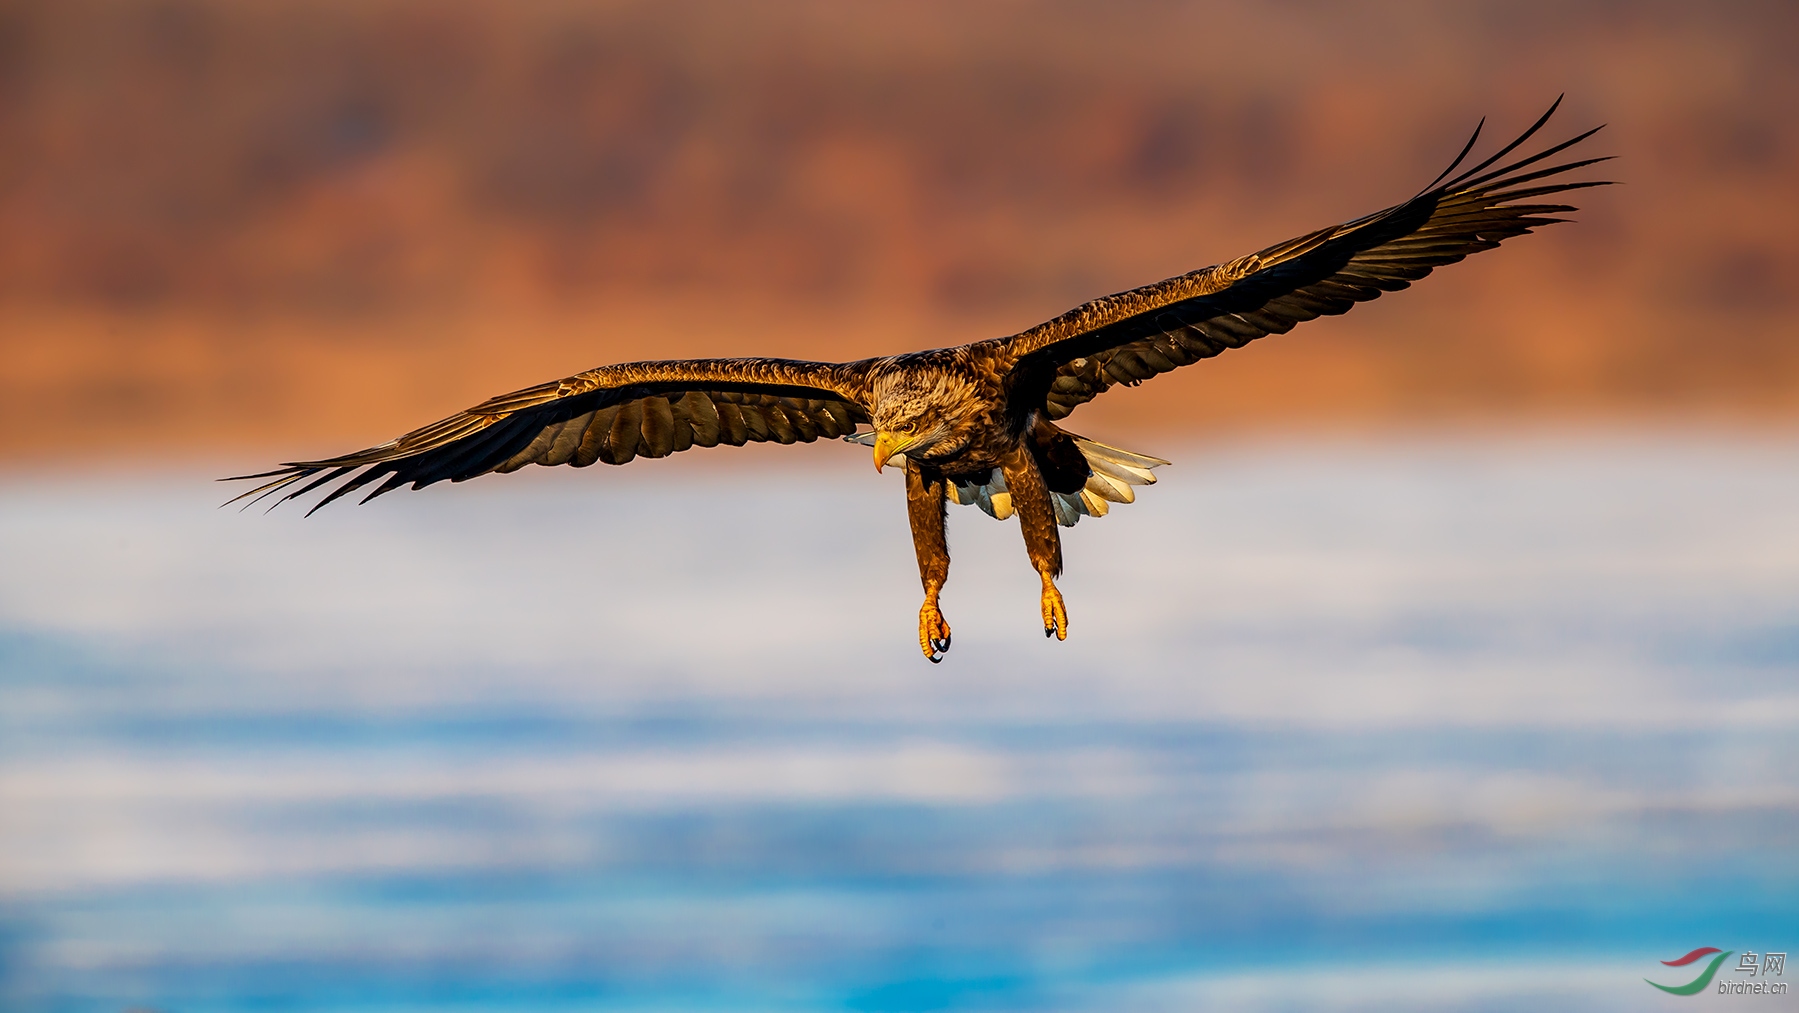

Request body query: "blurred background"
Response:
[3, 0, 1796, 457]
[1, 1, 1795, 1010]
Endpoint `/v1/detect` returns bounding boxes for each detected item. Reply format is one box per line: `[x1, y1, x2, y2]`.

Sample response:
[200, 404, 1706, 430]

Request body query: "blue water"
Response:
[1, 434, 1794, 1011]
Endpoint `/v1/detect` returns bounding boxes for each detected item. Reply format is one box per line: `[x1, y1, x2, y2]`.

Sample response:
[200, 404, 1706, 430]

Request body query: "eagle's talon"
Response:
[1040, 580, 1068, 642]
[918, 599, 952, 662]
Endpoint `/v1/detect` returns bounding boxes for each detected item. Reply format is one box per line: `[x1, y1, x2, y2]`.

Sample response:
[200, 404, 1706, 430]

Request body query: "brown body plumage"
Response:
[230, 100, 1611, 662]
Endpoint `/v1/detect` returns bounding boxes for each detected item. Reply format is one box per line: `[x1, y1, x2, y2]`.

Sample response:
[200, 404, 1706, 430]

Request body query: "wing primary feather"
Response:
[410, 415, 535, 484]
[219, 465, 307, 483]
[360, 470, 414, 504]
[383, 430, 488, 488]
[1439, 95, 1564, 191]
[454, 419, 554, 480]
[1480, 155, 1615, 194]
[239, 473, 310, 511]
[1422, 117, 1485, 190]
[276, 466, 358, 506]
[1451, 124, 1605, 194]
[438, 415, 547, 482]
[496, 424, 563, 473]
[304, 464, 404, 516]
[221, 469, 307, 509]
[1483, 179, 1615, 205]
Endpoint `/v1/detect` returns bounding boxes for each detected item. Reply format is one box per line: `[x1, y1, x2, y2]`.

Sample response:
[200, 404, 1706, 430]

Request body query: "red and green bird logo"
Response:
[1647, 947, 1731, 995]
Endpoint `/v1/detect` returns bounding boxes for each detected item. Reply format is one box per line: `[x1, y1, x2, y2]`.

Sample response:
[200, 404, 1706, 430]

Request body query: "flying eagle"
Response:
[230, 100, 1609, 662]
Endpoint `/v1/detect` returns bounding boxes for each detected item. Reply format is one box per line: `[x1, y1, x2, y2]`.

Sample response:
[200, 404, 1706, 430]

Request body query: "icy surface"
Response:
[0, 433, 1794, 1011]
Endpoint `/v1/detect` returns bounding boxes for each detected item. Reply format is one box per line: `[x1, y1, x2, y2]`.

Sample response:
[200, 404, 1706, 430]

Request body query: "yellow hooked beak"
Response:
[872, 430, 913, 472]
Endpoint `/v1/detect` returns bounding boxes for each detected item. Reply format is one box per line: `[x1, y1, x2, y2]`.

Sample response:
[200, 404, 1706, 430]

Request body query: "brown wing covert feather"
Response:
[491, 391, 859, 473]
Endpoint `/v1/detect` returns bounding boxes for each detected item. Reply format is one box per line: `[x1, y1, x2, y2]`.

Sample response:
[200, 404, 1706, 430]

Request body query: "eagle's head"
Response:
[869, 367, 983, 471]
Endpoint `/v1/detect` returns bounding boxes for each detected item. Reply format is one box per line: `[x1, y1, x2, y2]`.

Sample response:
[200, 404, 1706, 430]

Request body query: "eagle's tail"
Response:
[947, 438, 1169, 527]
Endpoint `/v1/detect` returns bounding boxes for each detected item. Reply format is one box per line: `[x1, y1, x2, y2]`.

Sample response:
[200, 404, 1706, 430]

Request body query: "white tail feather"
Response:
[949, 437, 1168, 527]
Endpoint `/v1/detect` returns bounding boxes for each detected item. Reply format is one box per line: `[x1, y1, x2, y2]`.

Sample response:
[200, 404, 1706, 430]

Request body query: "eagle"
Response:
[230, 100, 1609, 662]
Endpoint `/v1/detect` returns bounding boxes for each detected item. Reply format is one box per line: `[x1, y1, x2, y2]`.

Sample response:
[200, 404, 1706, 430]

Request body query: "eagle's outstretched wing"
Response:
[996, 98, 1613, 419]
[227, 357, 870, 513]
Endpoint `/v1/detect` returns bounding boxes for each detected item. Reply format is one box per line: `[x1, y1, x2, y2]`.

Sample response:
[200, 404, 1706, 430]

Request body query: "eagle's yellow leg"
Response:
[1001, 444, 1070, 642]
[906, 459, 954, 663]
[1040, 573, 1067, 640]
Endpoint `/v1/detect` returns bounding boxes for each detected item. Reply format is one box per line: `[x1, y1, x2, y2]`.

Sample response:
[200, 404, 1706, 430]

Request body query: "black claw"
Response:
[930, 635, 951, 654]
[928, 651, 943, 664]
[1045, 625, 1054, 638]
